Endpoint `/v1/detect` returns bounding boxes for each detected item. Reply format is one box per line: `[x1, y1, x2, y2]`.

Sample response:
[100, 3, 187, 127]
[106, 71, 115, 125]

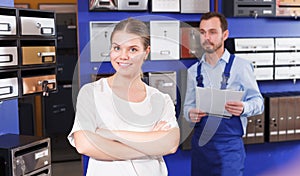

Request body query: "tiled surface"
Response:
[52, 160, 83, 176]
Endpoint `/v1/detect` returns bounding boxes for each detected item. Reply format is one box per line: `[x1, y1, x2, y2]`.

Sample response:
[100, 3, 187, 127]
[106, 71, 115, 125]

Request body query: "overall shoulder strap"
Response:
[221, 54, 235, 90]
[196, 62, 204, 87]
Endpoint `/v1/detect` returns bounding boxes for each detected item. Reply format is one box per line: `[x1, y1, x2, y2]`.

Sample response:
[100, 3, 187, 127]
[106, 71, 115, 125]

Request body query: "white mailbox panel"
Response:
[0, 15, 16, 35]
[275, 38, 300, 51]
[90, 21, 117, 62]
[275, 66, 300, 80]
[20, 17, 55, 36]
[234, 38, 274, 52]
[254, 67, 273, 80]
[275, 52, 300, 65]
[181, 0, 210, 13]
[151, 0, 180, 12]
[0, 47, 18, 67]
[150, 20, 180, 60]
[0, 77, 18, 100]
[148, 72, 177, 104]
[235, 53, 274, 66]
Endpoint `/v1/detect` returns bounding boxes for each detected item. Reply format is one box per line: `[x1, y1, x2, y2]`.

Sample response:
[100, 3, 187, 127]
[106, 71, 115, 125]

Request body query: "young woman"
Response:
[68, 18, 180, 176]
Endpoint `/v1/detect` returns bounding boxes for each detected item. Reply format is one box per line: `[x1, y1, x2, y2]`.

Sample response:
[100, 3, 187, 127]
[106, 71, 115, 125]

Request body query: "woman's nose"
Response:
[119, 49, 129, 60]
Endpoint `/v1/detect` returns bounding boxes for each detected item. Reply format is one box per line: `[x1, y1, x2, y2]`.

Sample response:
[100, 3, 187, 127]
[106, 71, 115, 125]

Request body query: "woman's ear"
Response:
[145, 46, 150, 60]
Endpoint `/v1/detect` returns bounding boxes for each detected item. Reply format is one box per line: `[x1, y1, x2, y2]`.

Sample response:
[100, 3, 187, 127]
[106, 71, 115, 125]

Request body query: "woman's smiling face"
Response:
[110, 31, 150, 78]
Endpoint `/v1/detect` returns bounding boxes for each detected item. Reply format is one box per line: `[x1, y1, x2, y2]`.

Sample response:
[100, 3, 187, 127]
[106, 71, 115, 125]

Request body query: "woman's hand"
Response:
[189, 108, 207, 123]
[153, 121, 171, 131]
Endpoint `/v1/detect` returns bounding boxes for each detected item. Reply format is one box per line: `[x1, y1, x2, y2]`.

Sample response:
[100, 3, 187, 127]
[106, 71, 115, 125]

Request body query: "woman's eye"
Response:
[113, 46, 120, 51]
[130, 48, 138, 52]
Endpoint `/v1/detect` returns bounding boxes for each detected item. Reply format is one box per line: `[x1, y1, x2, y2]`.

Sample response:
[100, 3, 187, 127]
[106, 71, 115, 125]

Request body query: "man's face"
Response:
[199, 17, 228, 54]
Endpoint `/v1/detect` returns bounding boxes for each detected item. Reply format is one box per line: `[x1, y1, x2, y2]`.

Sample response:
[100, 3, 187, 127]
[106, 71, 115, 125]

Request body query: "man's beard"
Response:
[202, 41, 222, 54]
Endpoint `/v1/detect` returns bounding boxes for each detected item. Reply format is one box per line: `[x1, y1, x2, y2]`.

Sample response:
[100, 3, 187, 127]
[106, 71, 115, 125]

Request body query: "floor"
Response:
[52, 160, 83, 176]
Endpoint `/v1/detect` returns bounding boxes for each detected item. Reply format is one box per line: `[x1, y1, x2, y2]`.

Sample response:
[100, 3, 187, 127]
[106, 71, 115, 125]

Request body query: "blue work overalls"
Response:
[191, 54, 246, 176]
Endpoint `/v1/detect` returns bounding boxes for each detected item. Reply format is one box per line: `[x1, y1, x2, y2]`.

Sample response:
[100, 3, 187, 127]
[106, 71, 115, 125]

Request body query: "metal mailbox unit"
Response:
[276, 0, 300, 17]
[0, 7, 17, 36]
[180, 0, 210, 13]
[143, 71, 177, 105]
[225, 38, 275, 81]
[0, 7, 19, 101]
[90, 21, 117, 62]
[0, 75, 19, 100]
[0, 134, 51, 176]
[89, 0, 148, 11]
[20, 40, 56, 66]
[151, 0, 180, 12]
[274, 38, 300, 80]
[18, 9, 57, 97]
[180, 27, 204, 59]
[223, 0, 276, 17]
[150, 20, 180, 60]
[19, 9, 55, 36]
[0, 40, 18, 68]
[0, 6, 58, 101]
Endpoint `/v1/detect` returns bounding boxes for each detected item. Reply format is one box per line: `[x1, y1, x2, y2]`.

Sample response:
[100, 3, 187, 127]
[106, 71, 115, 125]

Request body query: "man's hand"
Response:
[225, 101, 244, 116]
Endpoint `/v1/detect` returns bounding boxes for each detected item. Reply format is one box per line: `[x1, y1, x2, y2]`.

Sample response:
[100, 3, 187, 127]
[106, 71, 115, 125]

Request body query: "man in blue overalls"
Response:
[184, 12, 264, 176]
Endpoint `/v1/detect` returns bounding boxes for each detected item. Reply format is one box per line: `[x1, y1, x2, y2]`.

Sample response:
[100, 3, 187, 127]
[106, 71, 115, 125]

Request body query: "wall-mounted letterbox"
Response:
[275, 52, 300, 65]
[0, 74, 18, 100]
[180, 0, 210, 13]
[144, 71, 177, 105]
[234, 38, 275, 52]
[235, 53, 274, 66]
[0, 40, 18, 68]
[253, 67, 274, 80]
[180, 27, 204, 59]
[20, 40, 56, 66]
[0, 8, 17, 36]
[226, 38, 275, 81]
[19, 9, 55, 36]
[276, 0, 300, 17]
[90, 21, 117, 62]
[275, 66, 300, 80]
[275, 38, 300, 51]
[22, 75, 56, 96]
[21, 46, 56, 65]
[223, 0, 276, 17]
[89, 0, 148, 11]
[151, 0, 180, 12]
[21, 68, 57, 96]
[150, 20, 180, 60]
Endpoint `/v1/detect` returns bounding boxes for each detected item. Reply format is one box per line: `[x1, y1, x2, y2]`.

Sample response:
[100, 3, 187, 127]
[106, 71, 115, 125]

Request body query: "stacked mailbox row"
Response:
[89, 0, 210, 13]
[243, 95, 300, 144]
[226, 37, 300, 81]
[0, 7, 57, 101]
[90, 21, 203, 62]
[268, 95, 300, 142]
[224, 0, 300, 18]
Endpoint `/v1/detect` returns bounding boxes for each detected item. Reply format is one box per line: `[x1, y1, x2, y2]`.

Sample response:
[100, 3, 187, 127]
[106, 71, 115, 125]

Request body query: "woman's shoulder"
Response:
[80, 78, 108, 92]
[146, 84, 172, 100]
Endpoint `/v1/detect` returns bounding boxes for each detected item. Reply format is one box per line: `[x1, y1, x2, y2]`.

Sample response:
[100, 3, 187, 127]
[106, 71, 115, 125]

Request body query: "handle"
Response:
[0, 23, 11, 31]
[0, 54, 13, 63]
[0, 86, 13, 96]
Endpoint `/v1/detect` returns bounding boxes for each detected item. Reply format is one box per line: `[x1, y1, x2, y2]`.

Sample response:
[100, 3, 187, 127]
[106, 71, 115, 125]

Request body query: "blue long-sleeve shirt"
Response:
[183, 49, 264, 134]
